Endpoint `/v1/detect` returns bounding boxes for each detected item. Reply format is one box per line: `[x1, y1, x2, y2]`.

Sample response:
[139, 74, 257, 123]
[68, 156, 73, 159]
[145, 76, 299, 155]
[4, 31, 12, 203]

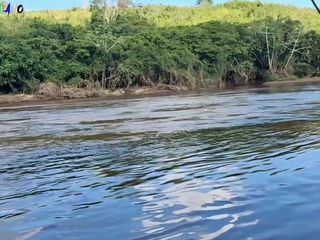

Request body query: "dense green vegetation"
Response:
[0, 1, 320, 94]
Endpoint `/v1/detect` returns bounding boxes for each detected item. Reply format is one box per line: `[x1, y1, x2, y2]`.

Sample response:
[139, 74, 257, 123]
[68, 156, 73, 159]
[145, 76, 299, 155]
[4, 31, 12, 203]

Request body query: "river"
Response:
[0, 85, 320, 240]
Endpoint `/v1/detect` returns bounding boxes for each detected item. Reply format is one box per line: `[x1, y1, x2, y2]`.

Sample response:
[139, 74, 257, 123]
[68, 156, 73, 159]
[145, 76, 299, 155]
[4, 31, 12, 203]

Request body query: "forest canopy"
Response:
[0, 0, 319, 94]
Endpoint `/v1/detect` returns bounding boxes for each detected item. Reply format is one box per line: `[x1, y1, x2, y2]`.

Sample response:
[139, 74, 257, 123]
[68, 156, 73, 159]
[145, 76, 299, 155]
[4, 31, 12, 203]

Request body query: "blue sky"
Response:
[7, 0, 315, 11]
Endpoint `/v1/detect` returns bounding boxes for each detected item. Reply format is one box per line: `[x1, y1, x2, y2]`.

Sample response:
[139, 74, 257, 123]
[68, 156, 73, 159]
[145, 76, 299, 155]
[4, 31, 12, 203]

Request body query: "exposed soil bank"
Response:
[0, 83, 191, 108]
[1, 77, 320, 108]
[263, 77, 320, 86]
[0, 94, 35, 104]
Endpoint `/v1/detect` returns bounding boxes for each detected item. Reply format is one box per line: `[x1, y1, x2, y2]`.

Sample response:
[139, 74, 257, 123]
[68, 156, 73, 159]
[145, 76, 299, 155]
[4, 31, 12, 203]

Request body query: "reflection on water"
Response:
[0, 85, 320, 240]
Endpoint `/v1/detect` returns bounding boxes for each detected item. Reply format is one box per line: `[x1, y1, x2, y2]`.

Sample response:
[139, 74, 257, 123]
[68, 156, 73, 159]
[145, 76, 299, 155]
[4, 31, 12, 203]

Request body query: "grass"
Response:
[21, 3, 320, 31]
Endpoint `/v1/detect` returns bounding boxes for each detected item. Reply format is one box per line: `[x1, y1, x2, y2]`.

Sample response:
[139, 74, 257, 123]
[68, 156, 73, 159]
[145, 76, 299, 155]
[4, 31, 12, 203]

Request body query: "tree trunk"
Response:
[102, 66, 106, 89]
[7, 80, 17, 94]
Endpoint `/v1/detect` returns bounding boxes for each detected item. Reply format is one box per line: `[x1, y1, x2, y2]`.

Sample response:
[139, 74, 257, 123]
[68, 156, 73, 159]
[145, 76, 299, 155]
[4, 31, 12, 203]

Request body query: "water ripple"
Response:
[0, 85, 320, 239]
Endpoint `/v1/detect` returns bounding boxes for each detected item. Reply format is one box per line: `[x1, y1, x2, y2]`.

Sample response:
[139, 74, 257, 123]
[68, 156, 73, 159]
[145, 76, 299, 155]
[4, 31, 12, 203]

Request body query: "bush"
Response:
[1, 3, 320, 94]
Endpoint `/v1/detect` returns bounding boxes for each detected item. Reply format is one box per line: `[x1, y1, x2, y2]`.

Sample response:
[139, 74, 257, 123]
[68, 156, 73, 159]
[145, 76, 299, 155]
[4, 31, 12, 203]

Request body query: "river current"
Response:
[0, 85, 320, 240]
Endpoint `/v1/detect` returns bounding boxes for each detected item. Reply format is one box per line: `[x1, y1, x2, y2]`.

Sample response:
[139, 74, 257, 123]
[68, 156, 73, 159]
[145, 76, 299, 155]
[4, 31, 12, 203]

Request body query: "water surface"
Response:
[1, 85, 320, 240]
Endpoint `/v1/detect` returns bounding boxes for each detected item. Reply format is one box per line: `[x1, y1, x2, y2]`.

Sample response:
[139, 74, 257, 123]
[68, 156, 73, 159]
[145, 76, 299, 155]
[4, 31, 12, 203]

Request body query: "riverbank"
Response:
[263, 77, 320, 86]
[0, 83, 191, 107]
[1, 77, 320, 108]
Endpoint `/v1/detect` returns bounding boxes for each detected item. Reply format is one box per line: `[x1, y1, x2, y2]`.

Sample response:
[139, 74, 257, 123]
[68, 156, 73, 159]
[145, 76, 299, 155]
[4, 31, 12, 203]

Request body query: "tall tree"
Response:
[91, 0, 106, 8]
[197, 0, 213, 5]
[117, 0, 130, 9]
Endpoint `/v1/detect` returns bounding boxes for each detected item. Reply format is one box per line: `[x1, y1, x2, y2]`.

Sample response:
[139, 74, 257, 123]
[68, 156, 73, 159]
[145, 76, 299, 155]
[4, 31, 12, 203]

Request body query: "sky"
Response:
[7, 0, 316, 11]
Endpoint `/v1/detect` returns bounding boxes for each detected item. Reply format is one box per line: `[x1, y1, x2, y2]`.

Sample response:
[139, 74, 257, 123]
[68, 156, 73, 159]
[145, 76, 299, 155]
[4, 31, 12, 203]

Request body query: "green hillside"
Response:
[26, 2, 320, 31]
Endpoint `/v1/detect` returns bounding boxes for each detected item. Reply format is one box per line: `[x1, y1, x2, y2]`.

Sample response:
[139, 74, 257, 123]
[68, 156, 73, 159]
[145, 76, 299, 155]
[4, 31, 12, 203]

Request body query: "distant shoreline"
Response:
[1, 77, 320, 109]
[0, 85, 191, 109]
[263, 77, 320, 86]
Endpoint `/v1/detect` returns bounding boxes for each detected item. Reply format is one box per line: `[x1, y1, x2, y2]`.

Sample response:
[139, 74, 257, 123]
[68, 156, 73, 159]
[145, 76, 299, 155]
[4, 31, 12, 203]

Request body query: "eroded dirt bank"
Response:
[1, 77, 320, 108]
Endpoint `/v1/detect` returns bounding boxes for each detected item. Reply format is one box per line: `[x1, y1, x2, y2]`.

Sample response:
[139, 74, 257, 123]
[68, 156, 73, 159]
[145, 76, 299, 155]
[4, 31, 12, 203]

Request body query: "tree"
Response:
[91, 0, 106, 8]
[117, 0, 130, 9]
[197, 0, 213, 5]
[250, 18, 309, 76]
